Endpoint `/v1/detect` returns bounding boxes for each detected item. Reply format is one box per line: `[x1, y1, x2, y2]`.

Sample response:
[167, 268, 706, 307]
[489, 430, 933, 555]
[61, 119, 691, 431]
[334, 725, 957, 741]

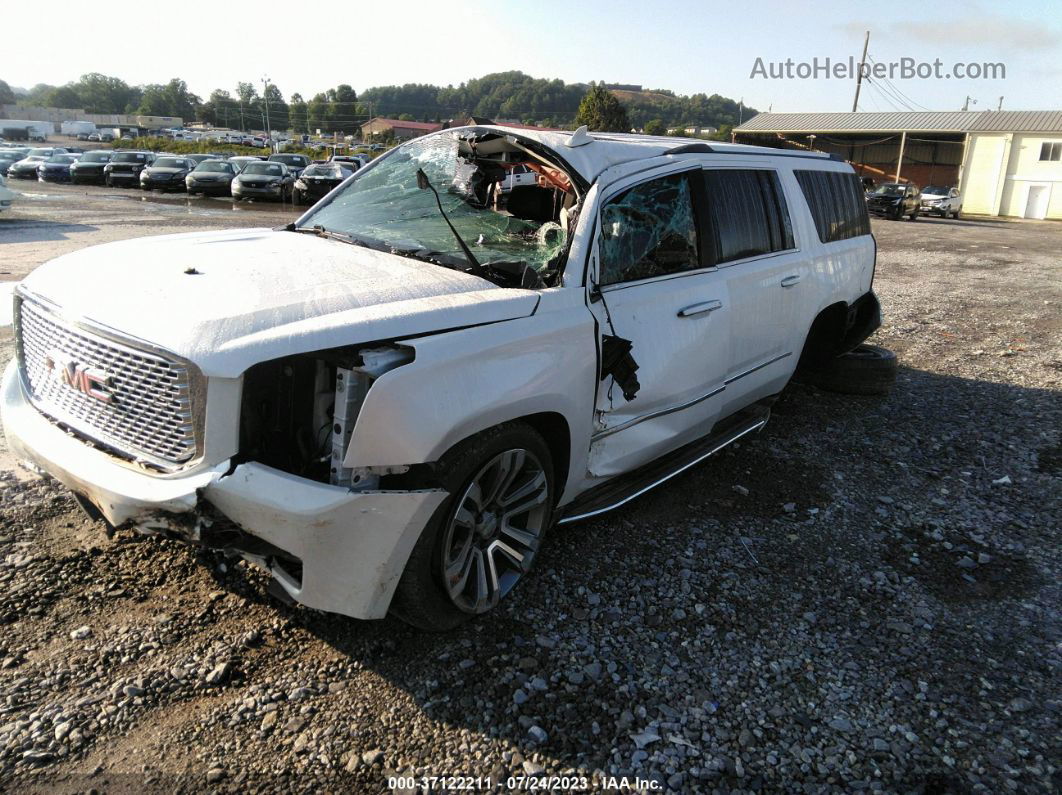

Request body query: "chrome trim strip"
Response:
[560, 419, 767, 524]
[592, 385, 725, 441]
[724, 351, 792, 386]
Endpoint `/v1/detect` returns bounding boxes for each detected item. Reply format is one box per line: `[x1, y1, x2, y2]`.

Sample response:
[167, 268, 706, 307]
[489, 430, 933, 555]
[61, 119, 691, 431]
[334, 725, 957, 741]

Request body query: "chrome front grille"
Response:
[14, 296, 202, 468]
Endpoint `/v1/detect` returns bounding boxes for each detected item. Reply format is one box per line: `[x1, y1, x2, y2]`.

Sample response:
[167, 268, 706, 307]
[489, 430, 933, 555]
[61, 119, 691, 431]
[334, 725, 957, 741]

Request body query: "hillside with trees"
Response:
[2, 71, 754, 136]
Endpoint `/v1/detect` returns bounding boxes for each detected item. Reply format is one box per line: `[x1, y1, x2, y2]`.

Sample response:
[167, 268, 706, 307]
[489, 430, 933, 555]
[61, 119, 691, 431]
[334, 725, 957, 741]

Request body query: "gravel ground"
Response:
[0, 193, 1059, 793]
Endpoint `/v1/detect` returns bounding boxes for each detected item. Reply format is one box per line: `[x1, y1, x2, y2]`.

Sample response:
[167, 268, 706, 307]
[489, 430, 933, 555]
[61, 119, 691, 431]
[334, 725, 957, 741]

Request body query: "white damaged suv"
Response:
[2, 126, 884, 629]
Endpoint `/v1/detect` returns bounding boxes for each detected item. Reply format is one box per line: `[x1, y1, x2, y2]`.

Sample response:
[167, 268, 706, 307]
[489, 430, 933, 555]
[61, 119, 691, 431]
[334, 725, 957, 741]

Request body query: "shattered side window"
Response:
[301, 132, 569, 279]
[599, 173, 698, 286]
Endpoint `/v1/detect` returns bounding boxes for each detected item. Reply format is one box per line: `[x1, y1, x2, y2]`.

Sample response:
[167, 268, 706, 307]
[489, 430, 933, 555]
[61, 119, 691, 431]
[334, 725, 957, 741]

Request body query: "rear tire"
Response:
[798, 344, 897, 396]
[390, 423, 554, 631]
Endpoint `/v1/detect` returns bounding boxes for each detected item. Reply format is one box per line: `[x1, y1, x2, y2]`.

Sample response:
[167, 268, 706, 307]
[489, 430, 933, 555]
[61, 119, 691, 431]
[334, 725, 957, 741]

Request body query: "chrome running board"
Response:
[558, 405, 770, 525]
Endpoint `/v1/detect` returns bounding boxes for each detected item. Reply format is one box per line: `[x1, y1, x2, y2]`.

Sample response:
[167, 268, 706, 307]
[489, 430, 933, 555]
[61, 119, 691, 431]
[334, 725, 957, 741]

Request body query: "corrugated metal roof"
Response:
[737, 110, 1062, 135]
[736, 111, 980, 133]
[968, 110, 1062, 132]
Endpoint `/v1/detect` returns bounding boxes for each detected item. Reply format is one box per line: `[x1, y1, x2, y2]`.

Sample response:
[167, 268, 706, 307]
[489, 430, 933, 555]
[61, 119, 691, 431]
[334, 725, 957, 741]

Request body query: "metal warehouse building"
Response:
[734, 110, 1062, 220]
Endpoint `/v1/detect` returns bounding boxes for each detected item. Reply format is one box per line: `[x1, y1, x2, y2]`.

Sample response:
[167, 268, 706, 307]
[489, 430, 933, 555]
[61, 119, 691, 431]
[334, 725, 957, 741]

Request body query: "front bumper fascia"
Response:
[2, 360, 447, 619]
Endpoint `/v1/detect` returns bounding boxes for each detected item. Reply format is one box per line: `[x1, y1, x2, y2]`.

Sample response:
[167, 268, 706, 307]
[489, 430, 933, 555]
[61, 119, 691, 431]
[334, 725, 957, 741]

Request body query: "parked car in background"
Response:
[268, 153, 311, 177]
[501, 163, 539, 192]
[69, 151, 113, 185]
[866, 182, 920, 220]
[228, 155, 266, 172]
[185, 160, 239, 196]
[0, 151, 23, 175]
[0, 174, 14, 212]
[186, 153, 226, 166]
[104, 151, 154, 187]
[140, 156, 195, 192]
[231, 161, 295, 201]
[1, 127, 888, 629]
[7, 155, 50, 180]
[920, 185, 962, 218]
[37, 153, 81, 183]
[293, 162, 354, 204]
[329, 155, 362, 171]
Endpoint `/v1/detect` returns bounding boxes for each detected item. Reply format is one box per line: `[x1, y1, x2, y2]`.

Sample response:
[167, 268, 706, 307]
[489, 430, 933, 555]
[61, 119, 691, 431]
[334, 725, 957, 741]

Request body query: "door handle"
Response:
[780, 274, 802, 288]
[677, 299, 723, 317]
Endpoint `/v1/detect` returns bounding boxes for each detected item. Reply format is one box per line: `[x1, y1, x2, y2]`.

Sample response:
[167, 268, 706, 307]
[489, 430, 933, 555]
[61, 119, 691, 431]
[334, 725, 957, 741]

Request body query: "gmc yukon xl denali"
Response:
[2, 126, 884, 630]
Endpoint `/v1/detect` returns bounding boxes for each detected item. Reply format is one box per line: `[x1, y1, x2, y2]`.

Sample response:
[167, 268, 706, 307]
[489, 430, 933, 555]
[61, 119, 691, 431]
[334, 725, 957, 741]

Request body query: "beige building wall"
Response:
[961, 132, 1062, 219]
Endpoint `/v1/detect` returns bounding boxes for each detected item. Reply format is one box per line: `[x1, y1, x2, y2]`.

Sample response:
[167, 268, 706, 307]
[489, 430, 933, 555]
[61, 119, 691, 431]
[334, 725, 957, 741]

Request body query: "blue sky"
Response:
[6, 0, 1061, 114]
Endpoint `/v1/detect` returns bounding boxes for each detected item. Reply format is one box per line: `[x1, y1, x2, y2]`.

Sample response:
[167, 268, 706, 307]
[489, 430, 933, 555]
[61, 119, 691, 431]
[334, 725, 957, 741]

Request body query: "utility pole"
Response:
[262, 76, 273, 152]
[997, 96, 1004, 111]
[738, 98, 743, 126]
[962, 96, 978, 112]
[852, 30, 870, 112]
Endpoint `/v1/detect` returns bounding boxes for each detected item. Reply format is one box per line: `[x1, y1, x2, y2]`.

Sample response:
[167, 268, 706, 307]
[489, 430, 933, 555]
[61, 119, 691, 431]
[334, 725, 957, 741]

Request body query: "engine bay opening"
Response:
[238, 345, 413, 487]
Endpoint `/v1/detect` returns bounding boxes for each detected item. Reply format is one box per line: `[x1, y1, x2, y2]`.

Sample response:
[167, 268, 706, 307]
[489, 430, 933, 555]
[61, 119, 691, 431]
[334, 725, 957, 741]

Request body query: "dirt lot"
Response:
[0, 184, 1059, 793]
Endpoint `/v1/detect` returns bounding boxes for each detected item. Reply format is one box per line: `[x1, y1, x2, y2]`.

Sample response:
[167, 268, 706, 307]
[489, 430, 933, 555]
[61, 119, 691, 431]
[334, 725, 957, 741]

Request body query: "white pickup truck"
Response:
[2, 126, 888, 629]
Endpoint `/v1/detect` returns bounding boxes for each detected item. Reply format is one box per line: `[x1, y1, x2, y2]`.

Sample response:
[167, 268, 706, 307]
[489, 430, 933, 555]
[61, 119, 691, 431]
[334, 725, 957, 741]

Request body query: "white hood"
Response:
[19, 228, 539, 377]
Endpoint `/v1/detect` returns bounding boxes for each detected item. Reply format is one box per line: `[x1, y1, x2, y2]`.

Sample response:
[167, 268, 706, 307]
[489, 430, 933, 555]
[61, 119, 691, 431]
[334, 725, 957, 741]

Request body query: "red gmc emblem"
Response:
[44, 351, 114, 404]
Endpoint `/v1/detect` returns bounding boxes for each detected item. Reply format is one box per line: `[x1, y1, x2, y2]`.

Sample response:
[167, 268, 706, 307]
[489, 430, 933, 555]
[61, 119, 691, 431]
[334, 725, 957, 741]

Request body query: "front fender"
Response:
[344, 288, 596, 506]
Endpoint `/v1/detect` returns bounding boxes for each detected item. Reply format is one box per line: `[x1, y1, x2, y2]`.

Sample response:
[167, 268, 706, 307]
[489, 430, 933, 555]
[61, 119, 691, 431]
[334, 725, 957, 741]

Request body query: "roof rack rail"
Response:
[664, 143, 714, 155]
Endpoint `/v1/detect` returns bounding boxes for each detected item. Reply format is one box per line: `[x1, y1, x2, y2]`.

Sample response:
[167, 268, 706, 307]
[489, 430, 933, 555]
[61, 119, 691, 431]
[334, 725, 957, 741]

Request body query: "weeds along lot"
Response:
[0, 200, 1059, 792]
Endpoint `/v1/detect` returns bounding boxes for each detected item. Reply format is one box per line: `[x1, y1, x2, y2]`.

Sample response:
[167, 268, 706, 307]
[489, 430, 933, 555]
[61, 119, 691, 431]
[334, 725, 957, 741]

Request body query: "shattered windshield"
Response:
[299, 132, 572, 282]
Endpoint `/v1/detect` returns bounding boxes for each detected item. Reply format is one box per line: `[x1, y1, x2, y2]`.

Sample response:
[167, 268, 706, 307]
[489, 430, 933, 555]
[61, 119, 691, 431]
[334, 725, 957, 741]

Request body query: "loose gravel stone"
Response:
[0, 214, 1057, 792]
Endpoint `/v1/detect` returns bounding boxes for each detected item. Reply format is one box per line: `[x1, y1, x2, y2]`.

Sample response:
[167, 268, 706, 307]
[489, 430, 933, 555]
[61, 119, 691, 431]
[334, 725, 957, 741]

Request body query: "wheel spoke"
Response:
[481, 450, 524, 507]
[472, 548, 494, 611]
[490, 539, 526, 571]
[498, 520, 538, 552]
[445, 534, 475, 593]
[501, 475, 548, 520]
[454, 502, 477, 529]
[499, 470, 546, 509]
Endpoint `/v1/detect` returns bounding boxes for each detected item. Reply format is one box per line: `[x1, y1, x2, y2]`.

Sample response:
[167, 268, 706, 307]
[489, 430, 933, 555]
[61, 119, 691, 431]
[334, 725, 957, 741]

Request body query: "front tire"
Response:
[390, 423, 554, 631]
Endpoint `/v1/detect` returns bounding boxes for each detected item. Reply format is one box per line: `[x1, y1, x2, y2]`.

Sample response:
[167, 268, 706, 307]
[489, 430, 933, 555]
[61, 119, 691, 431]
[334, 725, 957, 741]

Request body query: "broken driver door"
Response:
[587, 167, 730, 478]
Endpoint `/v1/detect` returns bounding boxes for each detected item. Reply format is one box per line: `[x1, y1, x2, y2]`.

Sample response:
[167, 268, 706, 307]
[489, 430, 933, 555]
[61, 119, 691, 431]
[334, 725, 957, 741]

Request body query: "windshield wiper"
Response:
[284, 223, 365, 247]
[414, 168, 491, 279]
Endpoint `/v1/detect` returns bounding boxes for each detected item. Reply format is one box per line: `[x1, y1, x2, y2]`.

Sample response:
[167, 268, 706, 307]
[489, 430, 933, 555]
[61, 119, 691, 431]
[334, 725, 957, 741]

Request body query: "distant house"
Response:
[361, 117, 443, 141]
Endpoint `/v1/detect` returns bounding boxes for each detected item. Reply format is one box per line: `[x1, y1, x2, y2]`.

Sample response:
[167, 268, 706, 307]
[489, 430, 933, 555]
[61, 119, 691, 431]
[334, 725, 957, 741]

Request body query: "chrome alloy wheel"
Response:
[441, 449, 550, 613]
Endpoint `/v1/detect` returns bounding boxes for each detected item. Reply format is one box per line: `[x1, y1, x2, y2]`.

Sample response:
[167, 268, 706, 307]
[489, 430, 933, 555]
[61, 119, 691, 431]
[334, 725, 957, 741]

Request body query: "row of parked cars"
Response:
[0, 145, 372, 205]
[863, 179, 963, 221]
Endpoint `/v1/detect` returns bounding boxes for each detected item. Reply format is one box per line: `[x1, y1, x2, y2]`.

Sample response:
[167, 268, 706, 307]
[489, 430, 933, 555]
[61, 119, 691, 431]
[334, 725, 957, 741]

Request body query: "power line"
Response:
[866, 56, 932, 111]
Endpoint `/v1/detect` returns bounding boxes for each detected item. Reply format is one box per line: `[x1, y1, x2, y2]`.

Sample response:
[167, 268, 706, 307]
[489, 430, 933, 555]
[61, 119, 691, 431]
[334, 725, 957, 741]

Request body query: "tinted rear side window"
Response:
[794, 170, 871, 243]
[702, 169, 794, 265]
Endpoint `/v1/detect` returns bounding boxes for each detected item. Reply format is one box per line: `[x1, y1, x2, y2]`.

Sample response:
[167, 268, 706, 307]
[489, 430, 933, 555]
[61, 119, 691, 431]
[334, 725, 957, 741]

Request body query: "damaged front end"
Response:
[1, 346, 448, 620]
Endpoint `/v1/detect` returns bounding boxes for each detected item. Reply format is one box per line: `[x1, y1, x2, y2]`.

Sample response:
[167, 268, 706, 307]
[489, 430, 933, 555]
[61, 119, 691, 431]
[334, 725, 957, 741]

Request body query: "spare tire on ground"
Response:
[796, 343, 897, 395]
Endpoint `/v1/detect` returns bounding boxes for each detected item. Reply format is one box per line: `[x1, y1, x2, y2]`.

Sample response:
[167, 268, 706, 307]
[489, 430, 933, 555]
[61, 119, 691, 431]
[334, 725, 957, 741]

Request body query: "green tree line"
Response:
[2, 72, 754, 135]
